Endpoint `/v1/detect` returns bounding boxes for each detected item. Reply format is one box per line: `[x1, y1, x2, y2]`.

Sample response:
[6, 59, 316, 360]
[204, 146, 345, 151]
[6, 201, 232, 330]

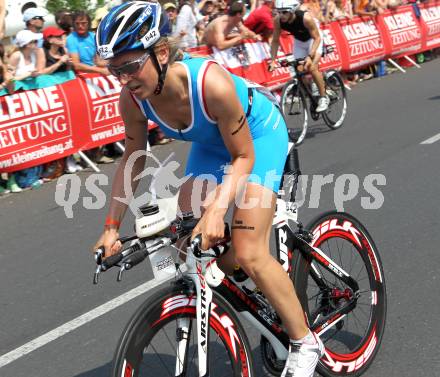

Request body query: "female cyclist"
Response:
[93, 2, 323, 376]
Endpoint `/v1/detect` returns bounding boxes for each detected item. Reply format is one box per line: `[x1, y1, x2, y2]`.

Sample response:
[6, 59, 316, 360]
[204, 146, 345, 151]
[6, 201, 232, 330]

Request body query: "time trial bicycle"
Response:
[93, 130, 386, 377]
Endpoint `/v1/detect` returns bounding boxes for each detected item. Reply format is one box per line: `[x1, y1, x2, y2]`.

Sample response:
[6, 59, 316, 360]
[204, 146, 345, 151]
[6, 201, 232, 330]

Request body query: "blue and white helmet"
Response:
[96, 1, 171, 60]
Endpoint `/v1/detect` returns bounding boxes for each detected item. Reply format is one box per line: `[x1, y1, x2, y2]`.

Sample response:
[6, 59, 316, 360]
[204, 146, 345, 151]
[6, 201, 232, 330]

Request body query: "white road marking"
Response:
[0, 278, 163, 368]
[421, 133, 440, 144]
[0, 196, 184, 368]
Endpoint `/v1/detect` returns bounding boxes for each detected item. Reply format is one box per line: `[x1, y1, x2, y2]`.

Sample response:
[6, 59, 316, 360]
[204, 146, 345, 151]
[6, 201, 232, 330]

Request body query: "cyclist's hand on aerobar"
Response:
[93, 228, 122, 258]
[192, 206, 225, 250]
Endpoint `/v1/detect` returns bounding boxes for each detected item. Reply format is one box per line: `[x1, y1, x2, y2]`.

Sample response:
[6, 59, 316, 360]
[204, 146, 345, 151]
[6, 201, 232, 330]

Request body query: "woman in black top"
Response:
[37, 26, 72, 74]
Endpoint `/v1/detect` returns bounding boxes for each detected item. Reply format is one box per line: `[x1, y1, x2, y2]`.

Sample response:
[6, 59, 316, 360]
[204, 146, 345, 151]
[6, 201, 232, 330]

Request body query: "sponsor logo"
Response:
[312, 219, 362, 248]
[278, 228, 289, 272]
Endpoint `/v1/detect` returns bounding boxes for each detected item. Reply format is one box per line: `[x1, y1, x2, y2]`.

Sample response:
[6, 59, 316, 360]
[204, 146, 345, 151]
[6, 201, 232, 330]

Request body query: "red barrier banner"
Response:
[76, 73, 126, 150]
[377, 6, 423, 58]
[420, 1, 440, 49]
[0, 83, 79, 172]
[210, 38, 293, 89]
[319, 23, 343, 71]
[333, 16, 386, 71]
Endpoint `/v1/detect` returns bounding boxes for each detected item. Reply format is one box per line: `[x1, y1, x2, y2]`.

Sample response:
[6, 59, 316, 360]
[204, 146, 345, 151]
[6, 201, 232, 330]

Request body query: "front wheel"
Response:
[112, 283, 255, 377]
[323, 71, 347, 130]
[293, 212, 386, 377]
[280, 80, 308, 146]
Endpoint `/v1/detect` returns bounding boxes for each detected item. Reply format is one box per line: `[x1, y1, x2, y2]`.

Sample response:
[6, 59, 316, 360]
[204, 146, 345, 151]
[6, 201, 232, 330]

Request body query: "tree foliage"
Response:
[45, 0, 106, 17]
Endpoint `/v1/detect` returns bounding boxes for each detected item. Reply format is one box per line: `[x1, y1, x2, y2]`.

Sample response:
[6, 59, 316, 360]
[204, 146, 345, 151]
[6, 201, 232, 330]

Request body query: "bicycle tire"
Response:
[112, 283, 255, 377]
[280, 79, 308, 146]
[322, 71, 347, 130]
[293, 211, 386, 377]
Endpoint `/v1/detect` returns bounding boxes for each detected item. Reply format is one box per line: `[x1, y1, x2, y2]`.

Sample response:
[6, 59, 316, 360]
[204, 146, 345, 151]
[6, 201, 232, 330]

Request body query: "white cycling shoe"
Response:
[281, 333, 325, 377]
[315, 96, 330, 113]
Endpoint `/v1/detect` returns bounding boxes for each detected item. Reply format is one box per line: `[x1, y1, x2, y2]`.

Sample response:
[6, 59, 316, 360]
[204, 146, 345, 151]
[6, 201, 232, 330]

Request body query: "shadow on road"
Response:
[73, 362, 111, 377]
[428, 95, 440, 100]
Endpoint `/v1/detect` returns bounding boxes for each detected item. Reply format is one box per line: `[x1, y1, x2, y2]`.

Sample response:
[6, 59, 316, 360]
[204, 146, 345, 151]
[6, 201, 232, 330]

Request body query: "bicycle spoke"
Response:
[149, 342, 174, 377]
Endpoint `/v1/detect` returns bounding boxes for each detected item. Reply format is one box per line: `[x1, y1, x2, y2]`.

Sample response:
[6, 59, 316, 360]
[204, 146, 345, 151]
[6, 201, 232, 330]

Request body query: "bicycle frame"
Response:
[175, 142, 361, 376]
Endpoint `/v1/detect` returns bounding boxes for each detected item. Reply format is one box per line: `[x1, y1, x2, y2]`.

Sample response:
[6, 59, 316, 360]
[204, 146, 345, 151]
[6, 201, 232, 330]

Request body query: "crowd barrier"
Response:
[1, 1, 439, 173]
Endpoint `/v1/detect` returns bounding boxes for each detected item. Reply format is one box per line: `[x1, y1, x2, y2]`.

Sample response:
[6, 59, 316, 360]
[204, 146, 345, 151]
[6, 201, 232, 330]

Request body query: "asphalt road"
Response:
[0, 58, 439, 377]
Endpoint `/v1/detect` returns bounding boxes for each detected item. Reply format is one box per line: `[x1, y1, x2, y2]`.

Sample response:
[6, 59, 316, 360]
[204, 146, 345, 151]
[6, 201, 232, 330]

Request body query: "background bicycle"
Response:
[278, 54, 348, 145]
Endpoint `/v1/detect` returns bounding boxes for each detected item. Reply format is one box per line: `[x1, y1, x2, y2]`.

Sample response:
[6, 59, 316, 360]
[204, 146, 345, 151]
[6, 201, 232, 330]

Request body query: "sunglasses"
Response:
[107, 53, 150, 78]
[32, 16, 44, 21]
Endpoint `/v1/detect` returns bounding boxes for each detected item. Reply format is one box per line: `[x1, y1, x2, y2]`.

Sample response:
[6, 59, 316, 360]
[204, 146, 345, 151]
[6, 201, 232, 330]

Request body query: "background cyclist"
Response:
[269, 0, 329, 112]
[93, 2, 324, 376]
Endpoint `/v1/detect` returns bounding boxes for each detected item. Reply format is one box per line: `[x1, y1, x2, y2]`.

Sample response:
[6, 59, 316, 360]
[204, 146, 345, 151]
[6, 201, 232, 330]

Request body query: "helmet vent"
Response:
[137, 17, 154, 40]
[107, 17, 124, 44]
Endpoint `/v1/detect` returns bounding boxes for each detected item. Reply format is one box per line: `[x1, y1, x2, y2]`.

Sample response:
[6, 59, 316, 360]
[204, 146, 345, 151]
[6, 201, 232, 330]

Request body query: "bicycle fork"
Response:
[175, 251, 214, 377]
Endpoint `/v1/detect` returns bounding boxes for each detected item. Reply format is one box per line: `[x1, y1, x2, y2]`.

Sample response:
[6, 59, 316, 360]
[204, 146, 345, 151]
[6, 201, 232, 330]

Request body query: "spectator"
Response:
[38, 27, 71, 75]
[203, 0, 261, 50]
[0, 43, 15, 94]
[164, 3, 179, 33]
[215, 0, 228, 18]
[22, 7, 47, 47]
[325, 0, 353, 21]
[303, 0, 326, 22]
[353, 0, 381, 16]
[244, 0, 257, 14]
[0, 0, 5, 40]
[174, 0, 199, 49]
[199, 0, 217, 18]
[67, 11, 113, 164]
[66, 10, 109, 75]
[91, 7, 109, 31]
[244, 0, 275, 42]
[9, 30, 43, 81]
[55, 9, 73, 34]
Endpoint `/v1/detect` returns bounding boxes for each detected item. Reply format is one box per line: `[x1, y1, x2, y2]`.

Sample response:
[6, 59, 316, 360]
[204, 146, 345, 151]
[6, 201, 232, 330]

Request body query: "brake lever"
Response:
[94, 246, 105, 265]
[93, 265, 102, 285]
[117, 265, 126, 282]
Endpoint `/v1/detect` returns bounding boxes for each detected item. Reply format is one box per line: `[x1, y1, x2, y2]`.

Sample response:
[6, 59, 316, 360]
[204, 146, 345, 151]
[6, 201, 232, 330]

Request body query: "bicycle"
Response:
[93, 130, 386, 377]
[279, 54, 348, 146]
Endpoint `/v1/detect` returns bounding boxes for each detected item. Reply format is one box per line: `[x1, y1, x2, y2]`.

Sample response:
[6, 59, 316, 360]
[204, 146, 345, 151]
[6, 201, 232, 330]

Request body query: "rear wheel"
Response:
[294, 212, 386, 377]
[280, 80, 308, 145]
[323, 71, 347, 130]
[112, 283, 254, 377]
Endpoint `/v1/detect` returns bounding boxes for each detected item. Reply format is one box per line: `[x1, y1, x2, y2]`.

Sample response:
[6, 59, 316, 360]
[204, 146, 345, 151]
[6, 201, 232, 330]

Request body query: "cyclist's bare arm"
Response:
[93, 87, 149, 257]
[106, 87, 149, 225]
[269, 16, 281, 70]
[303, 13, 322, 63]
